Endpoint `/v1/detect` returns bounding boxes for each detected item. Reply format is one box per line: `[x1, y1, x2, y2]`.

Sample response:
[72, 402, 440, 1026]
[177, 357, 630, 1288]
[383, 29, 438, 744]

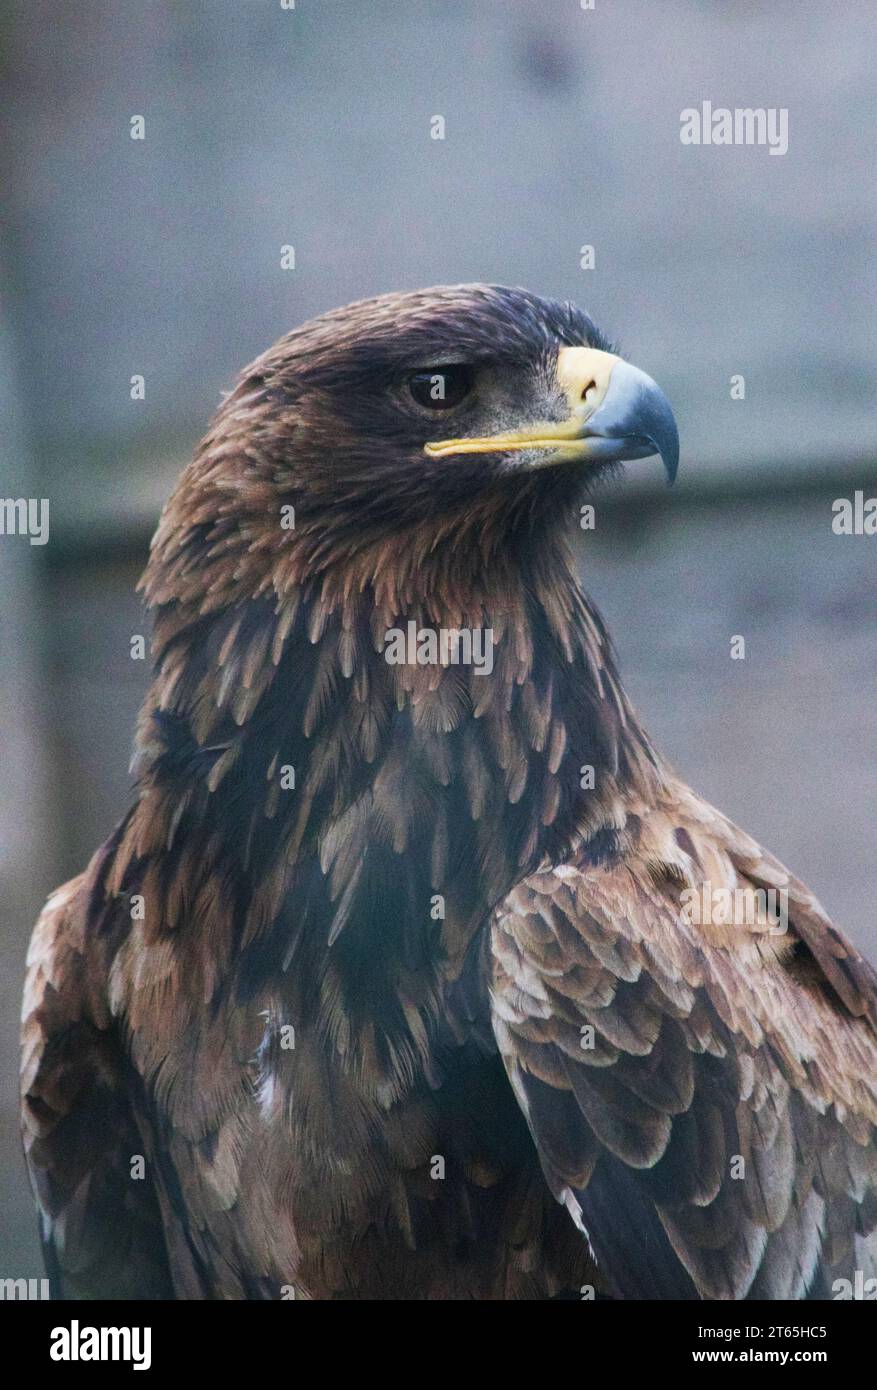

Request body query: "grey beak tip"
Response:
[642, 380, 679, 487]
[591, 359, 680, 486]
[662, 439, 679, 485]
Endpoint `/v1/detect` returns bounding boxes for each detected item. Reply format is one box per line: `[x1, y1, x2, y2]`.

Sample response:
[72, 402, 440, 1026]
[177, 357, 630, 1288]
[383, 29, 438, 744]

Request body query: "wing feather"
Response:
[20, 868, 174, 1299]
[490, 781, 877, 1300]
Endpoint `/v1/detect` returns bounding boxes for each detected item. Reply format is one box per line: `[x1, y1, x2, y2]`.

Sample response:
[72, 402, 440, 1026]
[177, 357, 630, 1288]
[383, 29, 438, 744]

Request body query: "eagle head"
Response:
[145, 283, 677, 611]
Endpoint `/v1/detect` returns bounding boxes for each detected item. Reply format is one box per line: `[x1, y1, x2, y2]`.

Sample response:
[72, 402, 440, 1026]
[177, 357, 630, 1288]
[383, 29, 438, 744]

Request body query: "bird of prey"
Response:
[21, 284, 877, 1300]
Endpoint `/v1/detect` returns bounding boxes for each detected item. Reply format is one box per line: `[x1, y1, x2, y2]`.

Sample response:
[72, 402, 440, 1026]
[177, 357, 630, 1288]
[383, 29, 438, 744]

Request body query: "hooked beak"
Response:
[424, 346, 679, 483]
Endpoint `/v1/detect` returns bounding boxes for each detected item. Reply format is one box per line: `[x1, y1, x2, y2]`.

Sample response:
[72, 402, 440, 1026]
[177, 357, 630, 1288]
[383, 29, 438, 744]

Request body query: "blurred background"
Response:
[2, 0, 875, 1277]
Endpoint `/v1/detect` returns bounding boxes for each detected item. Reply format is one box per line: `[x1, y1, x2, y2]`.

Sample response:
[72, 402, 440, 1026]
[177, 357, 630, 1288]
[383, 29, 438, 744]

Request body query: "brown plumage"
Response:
[21, 285, 877, 1299]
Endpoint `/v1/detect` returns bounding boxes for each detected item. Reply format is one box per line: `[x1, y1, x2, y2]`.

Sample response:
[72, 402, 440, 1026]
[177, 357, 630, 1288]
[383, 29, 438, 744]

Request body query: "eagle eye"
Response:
[407, 364, 474, 410]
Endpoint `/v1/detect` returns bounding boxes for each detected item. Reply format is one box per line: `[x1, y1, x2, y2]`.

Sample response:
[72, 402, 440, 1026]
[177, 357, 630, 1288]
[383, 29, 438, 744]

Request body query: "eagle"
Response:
[21, 284, 877, 1300]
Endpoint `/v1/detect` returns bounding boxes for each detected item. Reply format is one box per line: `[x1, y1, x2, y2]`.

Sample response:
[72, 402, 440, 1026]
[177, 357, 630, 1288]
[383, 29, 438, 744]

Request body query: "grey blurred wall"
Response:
[1, 0, 875, 1278]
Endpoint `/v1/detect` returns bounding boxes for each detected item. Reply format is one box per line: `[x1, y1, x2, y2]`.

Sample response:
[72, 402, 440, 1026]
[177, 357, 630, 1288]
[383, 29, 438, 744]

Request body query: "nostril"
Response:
[581, 380, 597, 402]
